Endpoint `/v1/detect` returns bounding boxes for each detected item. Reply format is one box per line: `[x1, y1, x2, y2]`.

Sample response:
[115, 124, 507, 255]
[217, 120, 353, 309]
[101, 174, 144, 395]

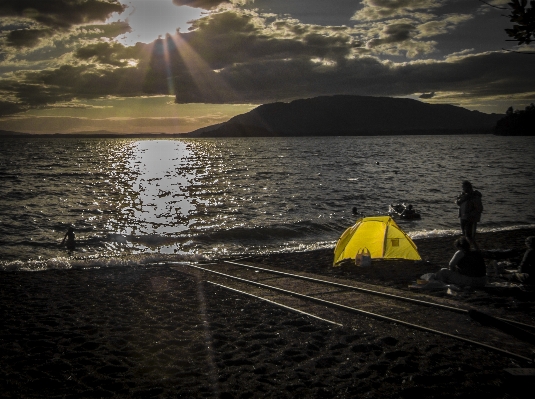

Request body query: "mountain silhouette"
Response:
[187, 95, 501, 137]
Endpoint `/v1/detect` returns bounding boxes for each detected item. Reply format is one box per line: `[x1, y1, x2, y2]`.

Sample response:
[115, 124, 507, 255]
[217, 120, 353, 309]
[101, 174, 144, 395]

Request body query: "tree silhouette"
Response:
[480, 0, 535, 50]
[505, 0, 535, 45]
[495, 103, 535, 135]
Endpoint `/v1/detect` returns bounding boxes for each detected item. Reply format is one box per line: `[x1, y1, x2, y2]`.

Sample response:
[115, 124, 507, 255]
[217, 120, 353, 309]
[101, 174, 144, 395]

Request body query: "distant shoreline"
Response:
[0, 129, 494, 138]
[2, 95, 508, 138]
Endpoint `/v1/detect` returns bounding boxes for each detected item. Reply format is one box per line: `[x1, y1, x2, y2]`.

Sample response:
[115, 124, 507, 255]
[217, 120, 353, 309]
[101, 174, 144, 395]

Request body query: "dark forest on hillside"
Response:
[495, 104, 535, 136]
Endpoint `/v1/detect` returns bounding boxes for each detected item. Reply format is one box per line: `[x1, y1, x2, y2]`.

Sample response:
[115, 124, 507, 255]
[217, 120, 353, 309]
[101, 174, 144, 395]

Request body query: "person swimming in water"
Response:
[61, 226, 76, 250]
[352, 207, 364, 217]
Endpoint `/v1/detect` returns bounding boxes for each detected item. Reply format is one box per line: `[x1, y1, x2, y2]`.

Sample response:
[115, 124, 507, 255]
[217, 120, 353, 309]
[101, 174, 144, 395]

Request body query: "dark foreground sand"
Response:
[2, 229, 535, 398]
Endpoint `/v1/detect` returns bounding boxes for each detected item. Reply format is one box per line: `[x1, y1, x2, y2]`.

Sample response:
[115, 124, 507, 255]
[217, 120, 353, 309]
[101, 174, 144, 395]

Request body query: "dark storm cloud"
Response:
[6, 28, 54, 48]
[1, 8, 533, 116]
[24, 64, 145, 97]
[172, 0, 230, 9]
[184, 12, 356, 69]
[75, 41, 141, 66]
[0, 50, 528, 114]
[383, 51, 535, 99]
[354, 0, 442, 20]
[0, 10, 360, 114]
[84, 20, 131, 39]
[0, 64, 145, 115]
[172, 50, 535, 104]
[0, 0, 125, 28]
[0, 0, 125, 47]
[419, 91, 435, 99]
[5, 20, 130, 48]
[367, 23, 417, 47]
[0, 100, 24, 115]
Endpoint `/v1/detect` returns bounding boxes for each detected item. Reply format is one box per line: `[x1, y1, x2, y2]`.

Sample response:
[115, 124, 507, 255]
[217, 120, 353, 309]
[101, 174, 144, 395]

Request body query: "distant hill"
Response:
[186, 95, 502, 137]
[0, 130, 31, 136]
[0, 130, 182, 138]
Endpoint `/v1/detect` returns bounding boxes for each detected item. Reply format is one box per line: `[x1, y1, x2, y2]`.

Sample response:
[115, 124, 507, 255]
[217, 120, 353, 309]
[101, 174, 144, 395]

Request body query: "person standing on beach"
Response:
[456, 180, 483, 249]
[61, 226, 76, 250]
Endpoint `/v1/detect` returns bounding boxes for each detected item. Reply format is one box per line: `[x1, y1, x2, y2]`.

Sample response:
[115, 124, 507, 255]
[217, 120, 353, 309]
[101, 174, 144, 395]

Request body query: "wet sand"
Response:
[1, 229, 535, 398]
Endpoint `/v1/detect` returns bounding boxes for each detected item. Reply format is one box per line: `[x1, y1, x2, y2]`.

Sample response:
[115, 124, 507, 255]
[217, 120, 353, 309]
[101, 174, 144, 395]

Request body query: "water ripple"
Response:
[1, 135, 534, 264]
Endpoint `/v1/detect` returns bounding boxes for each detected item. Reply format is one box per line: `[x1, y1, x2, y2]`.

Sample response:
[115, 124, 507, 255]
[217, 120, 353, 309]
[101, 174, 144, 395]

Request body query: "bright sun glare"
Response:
[111, 0, 203, 46]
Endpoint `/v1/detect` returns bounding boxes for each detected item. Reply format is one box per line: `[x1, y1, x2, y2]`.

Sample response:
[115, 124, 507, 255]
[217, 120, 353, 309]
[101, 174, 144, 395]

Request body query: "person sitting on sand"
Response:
[61, 226, 76, 250]
[431, 237, 487, 287]
[502, 236, 535, 285]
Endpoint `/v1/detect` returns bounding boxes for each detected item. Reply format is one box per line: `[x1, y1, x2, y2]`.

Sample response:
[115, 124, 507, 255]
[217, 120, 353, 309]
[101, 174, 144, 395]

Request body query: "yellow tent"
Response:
[333, 216, 421, 265]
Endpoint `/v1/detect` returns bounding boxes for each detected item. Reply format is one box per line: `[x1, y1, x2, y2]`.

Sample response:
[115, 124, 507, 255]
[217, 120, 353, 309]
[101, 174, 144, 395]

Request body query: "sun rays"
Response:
[145, 32, 239, 103]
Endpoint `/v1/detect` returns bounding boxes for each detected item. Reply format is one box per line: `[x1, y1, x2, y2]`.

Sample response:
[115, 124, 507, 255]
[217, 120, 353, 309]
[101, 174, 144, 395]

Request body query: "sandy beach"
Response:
[2, 228, 535, 398]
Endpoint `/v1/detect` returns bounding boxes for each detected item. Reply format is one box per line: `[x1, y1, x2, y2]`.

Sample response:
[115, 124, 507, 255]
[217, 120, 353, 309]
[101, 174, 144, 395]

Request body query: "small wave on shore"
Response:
[3, 224, 534, 272]
[0, 253, 207, 272]
[409, 224, 535, 240]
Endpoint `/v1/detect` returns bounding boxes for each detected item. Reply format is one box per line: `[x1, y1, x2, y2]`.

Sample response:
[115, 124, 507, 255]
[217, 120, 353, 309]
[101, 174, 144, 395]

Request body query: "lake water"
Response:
[1, 135, 534, 271]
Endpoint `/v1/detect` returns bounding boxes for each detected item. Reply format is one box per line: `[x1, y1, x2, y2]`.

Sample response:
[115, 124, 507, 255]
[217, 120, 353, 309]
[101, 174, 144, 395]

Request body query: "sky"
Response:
[0, 0, 534, 134]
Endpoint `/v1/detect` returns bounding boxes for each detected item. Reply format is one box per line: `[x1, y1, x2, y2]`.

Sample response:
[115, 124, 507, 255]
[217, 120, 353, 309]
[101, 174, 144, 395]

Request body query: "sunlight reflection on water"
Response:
[119, 140, 195, 236]
[1, 135, 534, 265]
